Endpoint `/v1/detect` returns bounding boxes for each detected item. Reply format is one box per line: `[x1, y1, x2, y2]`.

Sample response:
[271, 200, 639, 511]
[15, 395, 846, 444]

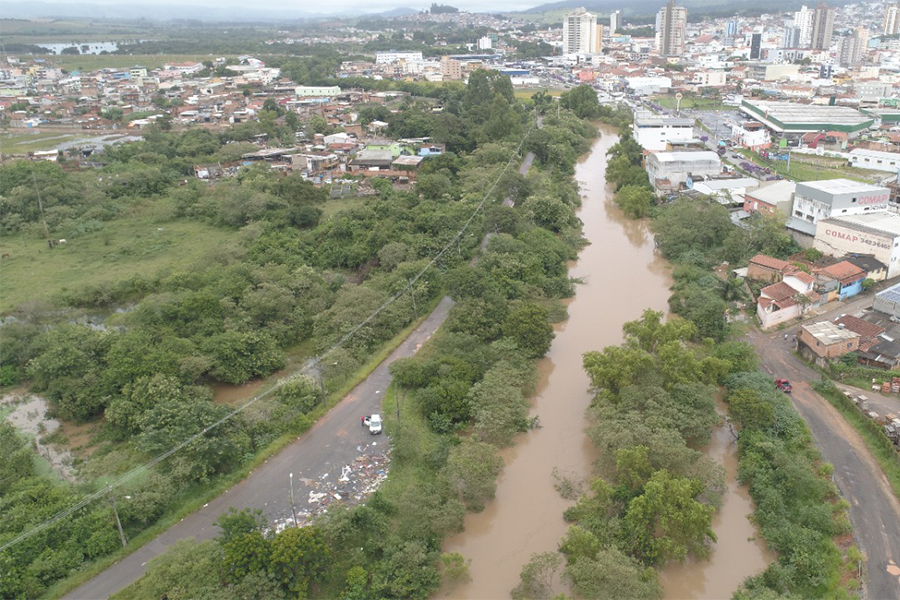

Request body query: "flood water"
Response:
[440, 126, 673, 598]
[439, 126, 772, 599]
[659, 396, 774, 599]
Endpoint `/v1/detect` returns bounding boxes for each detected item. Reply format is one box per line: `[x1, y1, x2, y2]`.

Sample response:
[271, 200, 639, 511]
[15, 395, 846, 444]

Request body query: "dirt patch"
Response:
[2, 392, 78, 482]
[59, 419, 100, 458]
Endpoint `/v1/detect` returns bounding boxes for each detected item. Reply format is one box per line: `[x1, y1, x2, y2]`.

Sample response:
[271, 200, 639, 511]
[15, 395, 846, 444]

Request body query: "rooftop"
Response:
[818, 260, 867, 285]
[802, 320, 860, 345]
[824, 211, 900, 237]
[634, 114, 695, 128]
[650, 151, 721, 163]
[748, 180, 796, 204]
[797, 178, 888, 196]
[749, 253, 790, 271]
[743, 100, 871, 126]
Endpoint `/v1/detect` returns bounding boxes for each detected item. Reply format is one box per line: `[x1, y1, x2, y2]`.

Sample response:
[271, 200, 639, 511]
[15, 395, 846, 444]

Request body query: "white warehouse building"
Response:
[849, 148, 900, 174]
[634, 114, 695, 151]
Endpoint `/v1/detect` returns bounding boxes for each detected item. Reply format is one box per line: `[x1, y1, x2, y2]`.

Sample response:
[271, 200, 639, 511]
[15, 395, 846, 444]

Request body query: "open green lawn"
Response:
[0, 207, 233, 313]
[736, 149, 884, 183]
[652, 94, 729, 111]
[513, 88, 564, 100]
[0, 131, 78, 154]
[0, 18, 152, 42]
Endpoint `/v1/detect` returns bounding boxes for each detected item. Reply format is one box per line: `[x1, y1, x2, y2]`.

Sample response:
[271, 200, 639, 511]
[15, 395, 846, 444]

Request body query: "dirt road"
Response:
[748, 316, 900, 600]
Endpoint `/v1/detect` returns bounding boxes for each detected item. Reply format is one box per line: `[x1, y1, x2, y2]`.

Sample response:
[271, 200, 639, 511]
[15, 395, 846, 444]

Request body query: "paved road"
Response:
[747, 298, 900, 600]
[63, 297, 454, 600]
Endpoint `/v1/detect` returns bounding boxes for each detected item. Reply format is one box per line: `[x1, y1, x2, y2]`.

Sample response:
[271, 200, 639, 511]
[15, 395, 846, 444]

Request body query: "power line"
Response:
[0, 114, 539, 554]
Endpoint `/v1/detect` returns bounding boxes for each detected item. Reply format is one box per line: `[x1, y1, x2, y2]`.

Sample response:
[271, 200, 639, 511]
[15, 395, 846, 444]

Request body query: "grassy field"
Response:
[652, 94, 729, 111]
[0, 131, 79, 154]
[736, 149, 883, 183]
[0, 205, 232, 313]
[513, 88, 564, 100]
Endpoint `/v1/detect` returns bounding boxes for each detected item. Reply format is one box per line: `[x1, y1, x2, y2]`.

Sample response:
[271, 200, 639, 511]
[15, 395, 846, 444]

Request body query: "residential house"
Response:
[747, 253, 790, 282]
[797, 321, 860, 367]
[815, 260, 868, 301]
[349, 149, 395, 171]
[845, 254, 888, 282]
[843, 310, 900, 369]
[757, 278, 820, 329]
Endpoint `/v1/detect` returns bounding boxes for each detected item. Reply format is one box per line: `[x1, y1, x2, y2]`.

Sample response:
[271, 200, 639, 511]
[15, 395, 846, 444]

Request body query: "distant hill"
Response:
[1, 2, 421, 22]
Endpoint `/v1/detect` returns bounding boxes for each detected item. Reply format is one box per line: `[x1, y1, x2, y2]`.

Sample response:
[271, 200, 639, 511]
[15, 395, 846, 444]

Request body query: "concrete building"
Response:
[563, 8, 602, 55]
[885, 2, 900, 36]
[730, 121, 770, 150]
[746, 63, 800, 81]
[814, 211, 900, 277]
[750, 33, 762, 59]
[783, 26, 802, 48]
[645, 151, 721, 193]
[743, 181, 796, 217]
[874, 282, 900, 317]
[440, 56, 463, 80]
[794, 5, 815, 47]
[610, 10, 621, 34]
[793, 179, 890, 226]
[692, 71, 727, 87]
[477, 36, 492, 51]
[375, 51, 424, 64]
[848, 148, 900, 173]
[633, 114, 694, 151]
[839, 26, 869, 66]
[656, 0, 687, 57]
[624, 76, 672, 95]
[740, 99, 874, 136]
[797, 321, 860, 366]
[810, 3, 835, 51]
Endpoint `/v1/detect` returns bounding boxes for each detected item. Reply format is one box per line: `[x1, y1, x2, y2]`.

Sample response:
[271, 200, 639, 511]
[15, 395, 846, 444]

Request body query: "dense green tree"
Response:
[624, 470, 716, 564]
[267, 526, 331, 597]
[445, 438, 504, 511]
[567, 550, 663, 600]
[502, 302, 554, 358]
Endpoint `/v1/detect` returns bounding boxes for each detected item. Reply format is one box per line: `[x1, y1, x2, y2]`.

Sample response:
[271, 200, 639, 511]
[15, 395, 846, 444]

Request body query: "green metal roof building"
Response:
[741, 99, 874, 136]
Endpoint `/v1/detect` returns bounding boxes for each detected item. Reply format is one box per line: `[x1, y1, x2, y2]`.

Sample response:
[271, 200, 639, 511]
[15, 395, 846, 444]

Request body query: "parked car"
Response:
[776, 379, 793, 393]
[364, 414, 383, 434]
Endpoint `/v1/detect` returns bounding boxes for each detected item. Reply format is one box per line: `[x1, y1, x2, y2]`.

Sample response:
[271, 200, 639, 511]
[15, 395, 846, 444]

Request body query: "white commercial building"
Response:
[814, 211, 900, 277]
[849, 148, 900, 173]
[375, 51, 424, 64]
[295, 86, 341, 97]
[885, 2, 900, 35]
[646, 151, 721, 193]
[563, 7, 602, 55]
[625, 76, 672, 95]
[634, 114, 694, 151]
[792, 179, 890, 226]
[610, 10, 621, 34]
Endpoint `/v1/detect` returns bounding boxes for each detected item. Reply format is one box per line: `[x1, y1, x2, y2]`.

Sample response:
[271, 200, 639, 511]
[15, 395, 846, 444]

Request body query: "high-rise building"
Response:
[810, 3, 835, 50]
[655, 0, 687, 56]
[750, 32, 762, 58]
[610, 10, 621, 34]
[794, 5, 815, 47]
[563, 7, 602, 54]
[783, 26, 802, 48]
[725, 19, 740, 44]
[884, 3, 900, 35]
[839, 26, 869, 66]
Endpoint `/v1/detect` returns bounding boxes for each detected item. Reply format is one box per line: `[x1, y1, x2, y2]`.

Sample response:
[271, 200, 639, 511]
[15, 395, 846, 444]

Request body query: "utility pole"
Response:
[108, 486, 127, 548]
[289, 473, 297, 526]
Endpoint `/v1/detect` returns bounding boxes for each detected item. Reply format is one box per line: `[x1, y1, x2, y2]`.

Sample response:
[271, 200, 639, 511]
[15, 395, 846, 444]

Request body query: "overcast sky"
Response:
[28, 0, 538, 13]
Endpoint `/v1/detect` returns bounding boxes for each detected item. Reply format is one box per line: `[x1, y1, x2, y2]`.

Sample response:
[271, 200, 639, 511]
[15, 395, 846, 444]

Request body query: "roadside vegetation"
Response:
[0, 77, 600, 599]
[512, 126, 861, 598]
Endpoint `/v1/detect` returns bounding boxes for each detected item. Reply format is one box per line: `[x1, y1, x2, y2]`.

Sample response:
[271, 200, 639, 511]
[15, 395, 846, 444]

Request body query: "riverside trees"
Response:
[1, 72, 600, 599]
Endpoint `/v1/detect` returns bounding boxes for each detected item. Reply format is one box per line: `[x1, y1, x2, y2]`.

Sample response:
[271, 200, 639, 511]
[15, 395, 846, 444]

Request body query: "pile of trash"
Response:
[272, 451, 390, 533]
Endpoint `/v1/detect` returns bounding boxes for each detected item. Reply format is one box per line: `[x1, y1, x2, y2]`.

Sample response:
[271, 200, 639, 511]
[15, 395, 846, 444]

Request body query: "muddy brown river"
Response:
[439, 126, 772, 599]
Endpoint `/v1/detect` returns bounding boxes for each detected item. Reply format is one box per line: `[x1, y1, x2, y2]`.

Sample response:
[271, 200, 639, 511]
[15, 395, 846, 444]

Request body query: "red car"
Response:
[776, 379, 793, 393]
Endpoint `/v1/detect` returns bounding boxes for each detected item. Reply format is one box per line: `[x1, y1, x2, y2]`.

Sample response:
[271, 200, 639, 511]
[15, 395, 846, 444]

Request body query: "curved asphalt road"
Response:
[747, 301, 900, 600]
